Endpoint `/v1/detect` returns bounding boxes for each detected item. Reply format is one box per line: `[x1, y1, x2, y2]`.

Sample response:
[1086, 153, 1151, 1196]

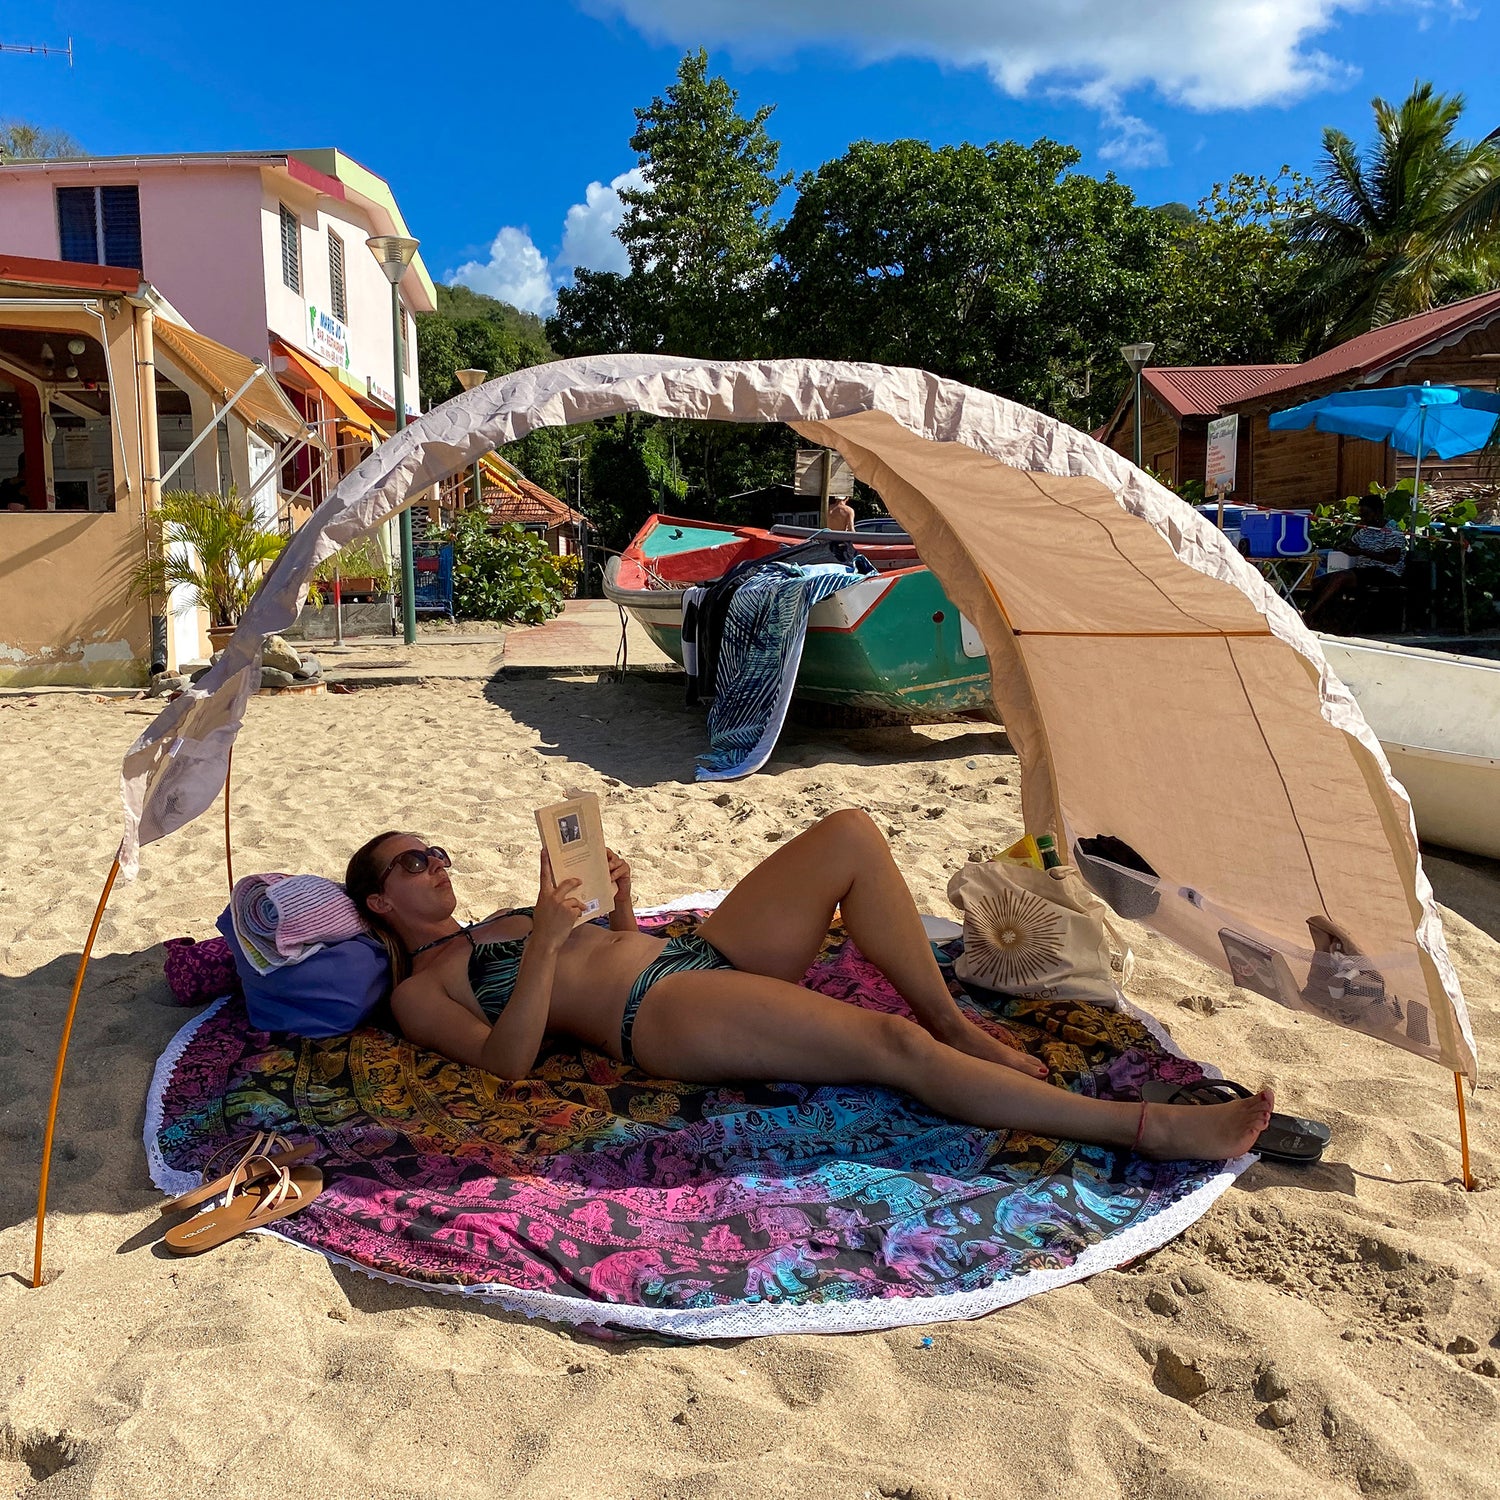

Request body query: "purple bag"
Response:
[163, 936, 243, 1007]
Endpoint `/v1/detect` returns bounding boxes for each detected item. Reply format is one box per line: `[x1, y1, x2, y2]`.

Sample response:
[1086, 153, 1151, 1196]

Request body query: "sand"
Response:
[1, 664, 1496, 1500]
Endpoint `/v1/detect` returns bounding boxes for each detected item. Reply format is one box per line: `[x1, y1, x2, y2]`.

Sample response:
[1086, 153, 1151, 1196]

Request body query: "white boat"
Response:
[1319, 635, 1500, 859]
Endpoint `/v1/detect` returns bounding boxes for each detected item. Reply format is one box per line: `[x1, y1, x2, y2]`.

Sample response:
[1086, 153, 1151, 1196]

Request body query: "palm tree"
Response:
[1288, 83, 1500, 352]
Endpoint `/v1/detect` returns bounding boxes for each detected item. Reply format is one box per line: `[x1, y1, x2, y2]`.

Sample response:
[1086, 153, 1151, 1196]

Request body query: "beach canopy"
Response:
[119, 356, 1476, 1080]
[1270, 382, 1500, 495]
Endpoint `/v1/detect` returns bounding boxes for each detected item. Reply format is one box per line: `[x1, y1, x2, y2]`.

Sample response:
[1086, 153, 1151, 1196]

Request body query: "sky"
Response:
[3, 0, 1498, 317]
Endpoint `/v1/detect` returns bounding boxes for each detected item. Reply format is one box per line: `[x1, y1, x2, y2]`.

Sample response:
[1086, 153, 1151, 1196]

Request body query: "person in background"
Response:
[1303, 494, 1406, 627]
[826, 492, 855, 532]
[0, 451, 29, 510]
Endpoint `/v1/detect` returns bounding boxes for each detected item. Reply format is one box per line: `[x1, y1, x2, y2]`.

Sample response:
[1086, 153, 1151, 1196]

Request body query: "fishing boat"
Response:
[603, 514, 992, 715]
[1320, 634, 1500, 859]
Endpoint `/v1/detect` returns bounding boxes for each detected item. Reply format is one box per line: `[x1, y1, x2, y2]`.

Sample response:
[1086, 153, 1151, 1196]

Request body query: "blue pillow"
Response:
[215, 906, 391, 1037]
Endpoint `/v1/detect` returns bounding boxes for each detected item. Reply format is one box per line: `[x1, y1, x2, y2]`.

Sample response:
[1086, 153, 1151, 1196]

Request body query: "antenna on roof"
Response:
[0, 37, 73, 65]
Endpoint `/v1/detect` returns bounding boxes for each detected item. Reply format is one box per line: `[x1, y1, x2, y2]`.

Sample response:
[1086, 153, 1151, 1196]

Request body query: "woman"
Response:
[346, 810, 1271, 1161]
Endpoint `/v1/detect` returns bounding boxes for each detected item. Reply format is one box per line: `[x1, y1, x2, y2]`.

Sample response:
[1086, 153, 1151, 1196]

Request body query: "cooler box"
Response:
[1240, 511, 1311, 557]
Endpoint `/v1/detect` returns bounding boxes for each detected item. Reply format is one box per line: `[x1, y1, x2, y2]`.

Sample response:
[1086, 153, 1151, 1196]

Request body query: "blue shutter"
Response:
[99, 186, 142, 270]
[56, 188, 99, 263]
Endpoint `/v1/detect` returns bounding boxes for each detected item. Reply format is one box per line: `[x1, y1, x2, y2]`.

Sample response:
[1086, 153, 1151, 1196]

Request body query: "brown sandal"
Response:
[160, 1131, 316, 1217]
[163, 1155, 323, 1255]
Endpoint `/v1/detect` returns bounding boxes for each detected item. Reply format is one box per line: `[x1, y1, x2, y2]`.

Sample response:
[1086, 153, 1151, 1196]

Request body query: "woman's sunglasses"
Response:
[379, 845, 451, 883]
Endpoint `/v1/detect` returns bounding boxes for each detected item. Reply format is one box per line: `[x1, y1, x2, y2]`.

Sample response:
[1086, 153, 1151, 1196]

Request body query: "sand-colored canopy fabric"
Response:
[118, 356, 1477, 1080]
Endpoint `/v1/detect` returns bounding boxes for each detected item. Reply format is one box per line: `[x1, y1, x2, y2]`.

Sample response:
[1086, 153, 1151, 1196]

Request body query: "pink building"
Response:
[0, 149, 435, 505]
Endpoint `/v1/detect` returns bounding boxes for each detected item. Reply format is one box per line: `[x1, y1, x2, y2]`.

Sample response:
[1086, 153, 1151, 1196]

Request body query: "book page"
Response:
[534, 793, 614, 927]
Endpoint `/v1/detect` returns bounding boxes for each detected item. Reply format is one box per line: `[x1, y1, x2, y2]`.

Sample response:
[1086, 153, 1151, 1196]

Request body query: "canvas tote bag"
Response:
[946, 859, 1133, 1005]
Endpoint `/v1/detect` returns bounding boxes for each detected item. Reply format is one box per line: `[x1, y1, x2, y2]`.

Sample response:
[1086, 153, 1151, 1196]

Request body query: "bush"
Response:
[440, 510, 580, 624]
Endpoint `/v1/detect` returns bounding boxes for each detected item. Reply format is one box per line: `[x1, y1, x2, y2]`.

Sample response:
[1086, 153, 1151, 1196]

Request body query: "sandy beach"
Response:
[1, 646, 1497, 1500]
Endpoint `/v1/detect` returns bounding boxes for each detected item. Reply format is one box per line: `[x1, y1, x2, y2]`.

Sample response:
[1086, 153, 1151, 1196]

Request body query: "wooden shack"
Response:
[1099, 289, 1500, 506]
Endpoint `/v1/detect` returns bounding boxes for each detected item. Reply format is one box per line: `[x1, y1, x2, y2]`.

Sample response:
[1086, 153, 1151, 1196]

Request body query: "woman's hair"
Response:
[345, 830, 413, 986]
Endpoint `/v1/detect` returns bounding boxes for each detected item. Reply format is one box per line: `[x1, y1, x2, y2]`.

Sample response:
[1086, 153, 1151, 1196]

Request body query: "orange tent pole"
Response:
[224, 746, 234, 894]
[31, 855, 121, 1288]
[1456, 1073, 1475, 1192]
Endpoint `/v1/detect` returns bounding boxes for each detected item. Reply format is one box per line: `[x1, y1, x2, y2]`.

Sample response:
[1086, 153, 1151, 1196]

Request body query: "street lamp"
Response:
[1119, 341, 1155, 471]
[367, 233, 421, 644]
[454, 368, 488, 515]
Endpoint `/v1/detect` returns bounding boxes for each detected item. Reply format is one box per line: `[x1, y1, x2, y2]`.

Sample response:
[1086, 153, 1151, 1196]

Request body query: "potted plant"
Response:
[309, 535, 391, 603]
[134, 487, 286, 653]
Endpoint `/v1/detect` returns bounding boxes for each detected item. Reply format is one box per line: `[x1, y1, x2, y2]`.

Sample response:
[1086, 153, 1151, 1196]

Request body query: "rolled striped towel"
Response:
[230, 872, 366, 974]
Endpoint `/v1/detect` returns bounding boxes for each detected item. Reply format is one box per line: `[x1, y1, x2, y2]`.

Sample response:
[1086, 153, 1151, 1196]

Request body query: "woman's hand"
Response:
[607, 848, 639, 932]
[532, 851, 585, 954]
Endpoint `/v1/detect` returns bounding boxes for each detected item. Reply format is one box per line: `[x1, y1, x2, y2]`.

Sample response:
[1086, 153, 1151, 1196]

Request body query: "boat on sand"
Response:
[1319, 634, 1500, 859]
[604, 515, 992, 716]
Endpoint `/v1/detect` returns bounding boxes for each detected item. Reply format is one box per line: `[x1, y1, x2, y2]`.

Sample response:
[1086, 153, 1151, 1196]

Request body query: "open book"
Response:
[534, 793, 614, 927]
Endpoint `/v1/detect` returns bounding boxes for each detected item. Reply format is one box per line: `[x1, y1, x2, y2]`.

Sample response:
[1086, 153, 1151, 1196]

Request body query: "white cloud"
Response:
[583, 0, 1377, 162]
[447, 168, 646, 315]
[448, 227, 555, 314]
[560, 168, 648, 276]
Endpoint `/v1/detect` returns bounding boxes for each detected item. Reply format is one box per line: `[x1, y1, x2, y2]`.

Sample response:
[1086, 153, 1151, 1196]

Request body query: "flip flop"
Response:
[163, 1160, 324, 1256]
[1141, 1078, 1331, 1164]
[160, 1131, 316, 1217]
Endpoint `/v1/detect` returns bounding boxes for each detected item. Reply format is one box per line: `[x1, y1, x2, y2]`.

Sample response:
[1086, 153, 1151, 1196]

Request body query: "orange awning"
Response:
[275, 340, 388, 441]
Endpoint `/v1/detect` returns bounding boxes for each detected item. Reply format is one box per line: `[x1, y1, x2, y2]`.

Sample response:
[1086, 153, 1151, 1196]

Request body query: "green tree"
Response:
[415, 283, 553, 412]
[1151, 170, 1315, 366]
[549, 49, 789, 361]
[0, 120, 85, 161]
[775, 137, 1169, 429]
[1288, 82, 1500, 352]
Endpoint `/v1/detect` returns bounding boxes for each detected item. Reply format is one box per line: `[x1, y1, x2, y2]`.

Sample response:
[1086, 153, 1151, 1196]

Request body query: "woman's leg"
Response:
[628, 968, 1272, 1161]
[697, 809, 1044, 1073]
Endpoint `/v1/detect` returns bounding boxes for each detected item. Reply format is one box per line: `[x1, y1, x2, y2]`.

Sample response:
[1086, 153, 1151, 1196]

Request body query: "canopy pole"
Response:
[31, 855, 121, 1288]
[224, 746, 235, 894]
[1412, 406, 1426, 499]
[1455, 1073, 1475, 1191]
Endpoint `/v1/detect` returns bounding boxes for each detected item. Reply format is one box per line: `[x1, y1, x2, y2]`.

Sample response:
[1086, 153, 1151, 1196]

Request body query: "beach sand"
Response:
[1, 667, 1496, 1500]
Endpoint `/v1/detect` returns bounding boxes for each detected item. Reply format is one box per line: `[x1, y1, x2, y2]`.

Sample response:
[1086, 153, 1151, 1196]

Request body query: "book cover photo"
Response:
[534, 793, 614, 926]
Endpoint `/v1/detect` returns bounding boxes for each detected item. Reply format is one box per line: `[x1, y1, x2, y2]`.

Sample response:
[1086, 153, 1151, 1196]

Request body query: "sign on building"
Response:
[308, 305, 350, 369]
[794, 448, 854, 497]
[1205, 414, 1239, 496]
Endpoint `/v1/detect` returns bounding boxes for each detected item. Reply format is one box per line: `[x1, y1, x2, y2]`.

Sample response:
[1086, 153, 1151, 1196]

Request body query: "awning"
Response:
[152, 320, 318, 447]
[275, 339, 388, 441]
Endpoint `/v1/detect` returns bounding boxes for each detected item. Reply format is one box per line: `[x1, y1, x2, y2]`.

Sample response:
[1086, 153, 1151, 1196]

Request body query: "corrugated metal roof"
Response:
[1231, 289, 1500, 406]
[1145, 365, 1292, 419]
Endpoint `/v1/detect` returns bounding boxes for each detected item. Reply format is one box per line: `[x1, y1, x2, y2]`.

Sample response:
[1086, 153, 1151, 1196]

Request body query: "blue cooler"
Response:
[1240, 511, 1312, 557]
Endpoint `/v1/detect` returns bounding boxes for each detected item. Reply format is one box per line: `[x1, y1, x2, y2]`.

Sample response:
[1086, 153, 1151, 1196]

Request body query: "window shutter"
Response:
[57, 188, 99, 264]
[280, 204, 301, 294]
[99, 186, 143, 270]
[328, 231, 347, 322]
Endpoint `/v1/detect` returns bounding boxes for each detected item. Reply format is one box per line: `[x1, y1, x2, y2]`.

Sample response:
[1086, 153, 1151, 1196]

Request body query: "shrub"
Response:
[440, 510, 579, 624]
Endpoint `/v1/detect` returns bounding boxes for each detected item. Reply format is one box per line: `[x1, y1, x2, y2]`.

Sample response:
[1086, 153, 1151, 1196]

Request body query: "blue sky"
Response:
[3, 0, 1497, 315]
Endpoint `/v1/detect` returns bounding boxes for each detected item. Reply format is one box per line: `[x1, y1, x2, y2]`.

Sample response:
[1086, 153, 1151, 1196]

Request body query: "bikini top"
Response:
[466, 908, 535, 1021]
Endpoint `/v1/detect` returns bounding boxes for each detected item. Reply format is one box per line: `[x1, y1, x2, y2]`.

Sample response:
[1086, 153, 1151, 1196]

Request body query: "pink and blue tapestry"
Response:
[146, 908, 1247, 1338]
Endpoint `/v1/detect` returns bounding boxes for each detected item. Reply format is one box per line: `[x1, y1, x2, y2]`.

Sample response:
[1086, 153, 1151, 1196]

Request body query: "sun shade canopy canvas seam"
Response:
[116, 355, 1476, 1080]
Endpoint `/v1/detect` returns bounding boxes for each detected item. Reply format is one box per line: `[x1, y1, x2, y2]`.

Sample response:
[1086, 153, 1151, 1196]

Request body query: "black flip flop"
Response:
[1140, 1078, 1331, 1164]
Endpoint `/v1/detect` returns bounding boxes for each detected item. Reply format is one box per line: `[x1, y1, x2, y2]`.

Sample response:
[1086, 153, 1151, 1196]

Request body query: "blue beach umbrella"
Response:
[1269, 382, 1500, 495]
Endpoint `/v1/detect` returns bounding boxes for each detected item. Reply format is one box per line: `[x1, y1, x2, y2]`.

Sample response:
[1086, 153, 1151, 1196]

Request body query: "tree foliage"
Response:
[441, 510, 579, 624]
[1288, 83, 1500, 351]
[415, 284, 554, 413]
[0, 120, 85, 161]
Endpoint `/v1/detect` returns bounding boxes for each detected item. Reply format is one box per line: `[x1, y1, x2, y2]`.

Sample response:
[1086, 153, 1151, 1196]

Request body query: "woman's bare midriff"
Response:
[412, 913, 669, 1055]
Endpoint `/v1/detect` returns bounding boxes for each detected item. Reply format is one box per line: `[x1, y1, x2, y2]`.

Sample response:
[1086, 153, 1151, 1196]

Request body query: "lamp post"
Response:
[367, 234, 421, 644]
[1119, 341, 1155, 471]
[454, 368, 488, 514]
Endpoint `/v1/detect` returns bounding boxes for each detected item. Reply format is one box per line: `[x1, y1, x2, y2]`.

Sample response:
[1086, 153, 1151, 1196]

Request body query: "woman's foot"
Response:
[1137, 1089, 1274, 1162]
[935, 1014, 1050, 1080]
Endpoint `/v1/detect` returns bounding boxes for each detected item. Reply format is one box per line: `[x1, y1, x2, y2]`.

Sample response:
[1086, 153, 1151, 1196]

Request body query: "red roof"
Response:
[1143, 365, 1293, 420]
[1229, 288, 1500, 407]
[0, 254, 140, 295]
[484, 475, 585, 528]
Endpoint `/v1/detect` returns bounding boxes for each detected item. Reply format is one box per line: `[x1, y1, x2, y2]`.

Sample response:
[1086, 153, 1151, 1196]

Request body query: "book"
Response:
[534, 793, 614, 927]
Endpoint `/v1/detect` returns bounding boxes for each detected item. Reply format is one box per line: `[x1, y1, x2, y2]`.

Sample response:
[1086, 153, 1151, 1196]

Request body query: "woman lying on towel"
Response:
[346, 810, 1271, 1162]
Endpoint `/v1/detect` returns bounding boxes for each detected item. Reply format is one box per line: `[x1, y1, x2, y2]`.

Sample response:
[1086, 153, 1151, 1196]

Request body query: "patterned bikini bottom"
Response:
[619, 931, 736, 1065]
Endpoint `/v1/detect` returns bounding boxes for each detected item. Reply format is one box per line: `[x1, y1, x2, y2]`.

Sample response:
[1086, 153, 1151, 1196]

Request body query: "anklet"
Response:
[1132, 1101, 1148, 1153]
